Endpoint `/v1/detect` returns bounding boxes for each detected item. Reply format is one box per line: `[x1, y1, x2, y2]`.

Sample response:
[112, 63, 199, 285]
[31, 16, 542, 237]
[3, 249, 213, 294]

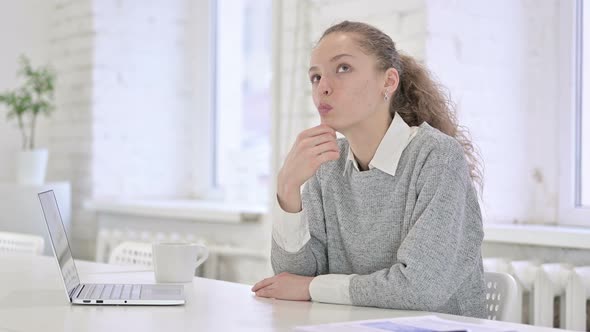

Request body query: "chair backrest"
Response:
[108, 241, 153, 268]
[0, 231, 44, 255]
[484, 271, 519, 321]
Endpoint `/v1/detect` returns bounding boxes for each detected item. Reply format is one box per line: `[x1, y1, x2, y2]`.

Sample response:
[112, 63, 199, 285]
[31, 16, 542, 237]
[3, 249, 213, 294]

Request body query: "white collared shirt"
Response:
[344, 112, 419, 176]
[272, 112, 419, 305]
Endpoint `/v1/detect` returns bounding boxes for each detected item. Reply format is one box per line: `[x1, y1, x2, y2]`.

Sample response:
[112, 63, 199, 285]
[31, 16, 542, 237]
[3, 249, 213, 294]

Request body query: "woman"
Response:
[252, 20, 486, 318]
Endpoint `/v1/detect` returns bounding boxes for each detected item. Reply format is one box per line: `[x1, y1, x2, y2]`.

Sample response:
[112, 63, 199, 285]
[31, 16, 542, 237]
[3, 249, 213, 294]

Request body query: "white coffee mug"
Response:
[152, 242, 209, 283]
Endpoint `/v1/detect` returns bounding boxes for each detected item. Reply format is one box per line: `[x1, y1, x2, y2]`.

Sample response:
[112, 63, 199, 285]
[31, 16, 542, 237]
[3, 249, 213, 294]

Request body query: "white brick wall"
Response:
[91, 0, 194, 200]
[46, 0, 197, 258]
[277, 0, 561, 226]
[48, 0, 95, 258]
[2, 0, 197, 257]
[0, 0, 53, 181]
[425, 0, 560, 224]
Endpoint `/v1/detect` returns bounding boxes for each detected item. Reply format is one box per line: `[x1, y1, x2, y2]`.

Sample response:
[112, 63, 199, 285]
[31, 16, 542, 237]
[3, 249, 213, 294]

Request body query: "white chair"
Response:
[0, 231, 44, 255]
[108, 241, 153, 268]
[484, 271, 520, 322]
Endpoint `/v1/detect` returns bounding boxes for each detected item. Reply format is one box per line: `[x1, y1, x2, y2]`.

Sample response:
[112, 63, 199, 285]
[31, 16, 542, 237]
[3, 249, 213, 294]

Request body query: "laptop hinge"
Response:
[70, 284, 83, 300]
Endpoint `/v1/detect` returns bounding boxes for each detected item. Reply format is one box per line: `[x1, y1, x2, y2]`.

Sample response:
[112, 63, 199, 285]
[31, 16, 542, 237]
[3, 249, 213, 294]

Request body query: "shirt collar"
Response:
[344, 112, 417, 177]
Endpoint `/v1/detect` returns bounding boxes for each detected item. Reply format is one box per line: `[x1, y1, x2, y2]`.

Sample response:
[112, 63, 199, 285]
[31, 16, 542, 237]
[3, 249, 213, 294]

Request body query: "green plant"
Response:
[0, 55, 56, 150]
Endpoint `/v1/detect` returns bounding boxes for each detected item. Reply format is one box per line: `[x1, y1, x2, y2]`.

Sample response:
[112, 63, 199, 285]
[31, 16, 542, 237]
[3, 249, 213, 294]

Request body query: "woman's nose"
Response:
[318, 78, 332, 96]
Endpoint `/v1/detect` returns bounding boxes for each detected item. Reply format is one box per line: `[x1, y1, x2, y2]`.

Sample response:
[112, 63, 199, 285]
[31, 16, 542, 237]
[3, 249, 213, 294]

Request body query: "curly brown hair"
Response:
[319, 20, 483, 192]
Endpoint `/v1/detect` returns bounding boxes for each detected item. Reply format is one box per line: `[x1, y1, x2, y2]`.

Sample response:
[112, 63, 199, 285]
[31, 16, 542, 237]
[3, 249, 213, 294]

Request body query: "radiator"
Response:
[483, 258, 590, 331]
[95, 228, 268, 281]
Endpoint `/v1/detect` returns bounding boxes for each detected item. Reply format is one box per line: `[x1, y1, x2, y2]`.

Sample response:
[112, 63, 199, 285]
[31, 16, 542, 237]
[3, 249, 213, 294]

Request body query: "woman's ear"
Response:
[384, 68, 399, 95]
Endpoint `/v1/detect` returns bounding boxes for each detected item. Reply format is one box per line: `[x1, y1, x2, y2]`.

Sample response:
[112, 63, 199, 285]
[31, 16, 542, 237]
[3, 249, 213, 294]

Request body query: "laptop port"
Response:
[83, 300, 91, 303]
[96, 300, 103, 304]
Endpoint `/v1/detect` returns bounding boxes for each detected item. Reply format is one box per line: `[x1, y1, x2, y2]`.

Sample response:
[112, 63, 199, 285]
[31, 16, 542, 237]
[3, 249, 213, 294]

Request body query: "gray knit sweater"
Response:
[271, 122, 486, 318]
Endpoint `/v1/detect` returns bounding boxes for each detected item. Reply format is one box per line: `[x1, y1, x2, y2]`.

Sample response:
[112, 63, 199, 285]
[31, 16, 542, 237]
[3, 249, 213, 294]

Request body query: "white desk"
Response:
[0, 255, 564, 332]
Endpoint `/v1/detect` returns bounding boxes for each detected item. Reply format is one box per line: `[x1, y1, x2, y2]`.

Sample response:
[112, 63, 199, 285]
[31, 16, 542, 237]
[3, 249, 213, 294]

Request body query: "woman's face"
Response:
[309, 32, 391, 132]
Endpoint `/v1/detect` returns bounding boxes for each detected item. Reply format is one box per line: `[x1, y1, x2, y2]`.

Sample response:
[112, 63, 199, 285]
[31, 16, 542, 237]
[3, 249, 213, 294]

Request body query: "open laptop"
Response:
[38, 190, 185, 305]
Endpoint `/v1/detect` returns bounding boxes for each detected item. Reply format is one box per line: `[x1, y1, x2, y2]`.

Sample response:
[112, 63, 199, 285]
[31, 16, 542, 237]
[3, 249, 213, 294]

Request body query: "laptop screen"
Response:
[38, 190, 80, 298]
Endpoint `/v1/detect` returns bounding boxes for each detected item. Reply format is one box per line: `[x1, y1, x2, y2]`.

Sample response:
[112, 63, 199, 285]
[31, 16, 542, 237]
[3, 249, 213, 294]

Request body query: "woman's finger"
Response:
[310, 140, 339, 156]
[255, 286, 274, 298]
[301, 133, 337, 149]
[299, 125, 335, 141]
[251, 277, 274, 292]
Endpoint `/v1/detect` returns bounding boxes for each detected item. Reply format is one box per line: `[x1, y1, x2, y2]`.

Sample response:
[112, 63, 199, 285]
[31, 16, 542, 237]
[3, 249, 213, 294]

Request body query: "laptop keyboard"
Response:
[79, 284, 142, 300]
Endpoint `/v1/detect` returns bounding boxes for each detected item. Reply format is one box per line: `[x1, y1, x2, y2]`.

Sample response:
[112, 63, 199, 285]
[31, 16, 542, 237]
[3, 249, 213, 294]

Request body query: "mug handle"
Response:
[195, 245, 209, 268]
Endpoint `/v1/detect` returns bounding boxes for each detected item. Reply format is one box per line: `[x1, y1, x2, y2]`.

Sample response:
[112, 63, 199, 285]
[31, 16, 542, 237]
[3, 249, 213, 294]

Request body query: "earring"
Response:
[384, 91, 389, 102]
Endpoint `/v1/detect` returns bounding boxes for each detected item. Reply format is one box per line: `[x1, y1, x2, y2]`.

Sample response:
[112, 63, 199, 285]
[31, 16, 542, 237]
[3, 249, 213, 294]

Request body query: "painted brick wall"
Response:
[0, 0, 53, 181]
[91, 0, 195, 201]
[48, 0, 95, 257]
[47, 0, 197, 258]
[425, 0, 559, 224]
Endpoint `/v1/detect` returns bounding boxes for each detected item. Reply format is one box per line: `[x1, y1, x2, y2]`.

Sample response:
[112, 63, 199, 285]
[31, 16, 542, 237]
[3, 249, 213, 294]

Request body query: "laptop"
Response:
[38, 190, 185, 305]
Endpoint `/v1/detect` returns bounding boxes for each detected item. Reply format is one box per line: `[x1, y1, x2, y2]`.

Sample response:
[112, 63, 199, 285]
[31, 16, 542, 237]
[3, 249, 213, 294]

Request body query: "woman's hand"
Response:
[251, 272, 315, 301]
[277, 124, 339, 212]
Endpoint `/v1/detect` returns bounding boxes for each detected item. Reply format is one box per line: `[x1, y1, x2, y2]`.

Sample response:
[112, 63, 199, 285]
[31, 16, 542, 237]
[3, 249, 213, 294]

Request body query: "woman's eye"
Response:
[337, 64, 350, 73]
[310, 75, 320, 84]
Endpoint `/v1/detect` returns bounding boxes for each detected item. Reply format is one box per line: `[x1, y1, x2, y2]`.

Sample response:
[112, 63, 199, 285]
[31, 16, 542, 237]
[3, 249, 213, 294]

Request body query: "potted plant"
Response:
[0, 55, 56, 185]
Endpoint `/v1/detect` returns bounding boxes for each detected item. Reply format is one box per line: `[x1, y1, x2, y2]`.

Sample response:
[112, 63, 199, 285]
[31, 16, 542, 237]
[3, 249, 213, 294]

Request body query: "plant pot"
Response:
[17, 149, 49, 185]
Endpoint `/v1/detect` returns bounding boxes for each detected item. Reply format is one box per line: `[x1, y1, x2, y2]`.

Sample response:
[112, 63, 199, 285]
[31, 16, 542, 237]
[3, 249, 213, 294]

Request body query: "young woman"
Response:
[252, 21, 486, 318]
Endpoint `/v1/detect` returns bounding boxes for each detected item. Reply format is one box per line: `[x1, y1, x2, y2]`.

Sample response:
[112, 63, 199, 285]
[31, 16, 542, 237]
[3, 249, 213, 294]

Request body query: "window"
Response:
[213, 0, 272, 204]
[559, 0, 590, 225]
[581, 0, 589, 207]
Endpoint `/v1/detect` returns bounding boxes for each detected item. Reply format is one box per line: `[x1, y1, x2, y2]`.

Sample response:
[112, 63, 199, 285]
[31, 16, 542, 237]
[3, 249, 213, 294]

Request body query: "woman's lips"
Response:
[318, 103, 333, 115]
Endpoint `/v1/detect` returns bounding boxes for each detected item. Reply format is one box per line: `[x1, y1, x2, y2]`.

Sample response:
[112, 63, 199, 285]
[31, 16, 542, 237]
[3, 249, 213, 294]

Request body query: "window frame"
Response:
[558, 0, 590, 226]
[190, 0, 217, 199]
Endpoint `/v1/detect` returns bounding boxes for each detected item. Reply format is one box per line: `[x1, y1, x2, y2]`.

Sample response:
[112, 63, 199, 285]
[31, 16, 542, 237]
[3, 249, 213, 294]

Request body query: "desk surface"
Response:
[0, 255, 564, 332]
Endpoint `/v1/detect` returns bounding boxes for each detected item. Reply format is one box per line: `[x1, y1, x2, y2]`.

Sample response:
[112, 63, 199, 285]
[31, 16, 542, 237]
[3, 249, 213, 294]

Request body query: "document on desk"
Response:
[294, 315, 517, 332]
